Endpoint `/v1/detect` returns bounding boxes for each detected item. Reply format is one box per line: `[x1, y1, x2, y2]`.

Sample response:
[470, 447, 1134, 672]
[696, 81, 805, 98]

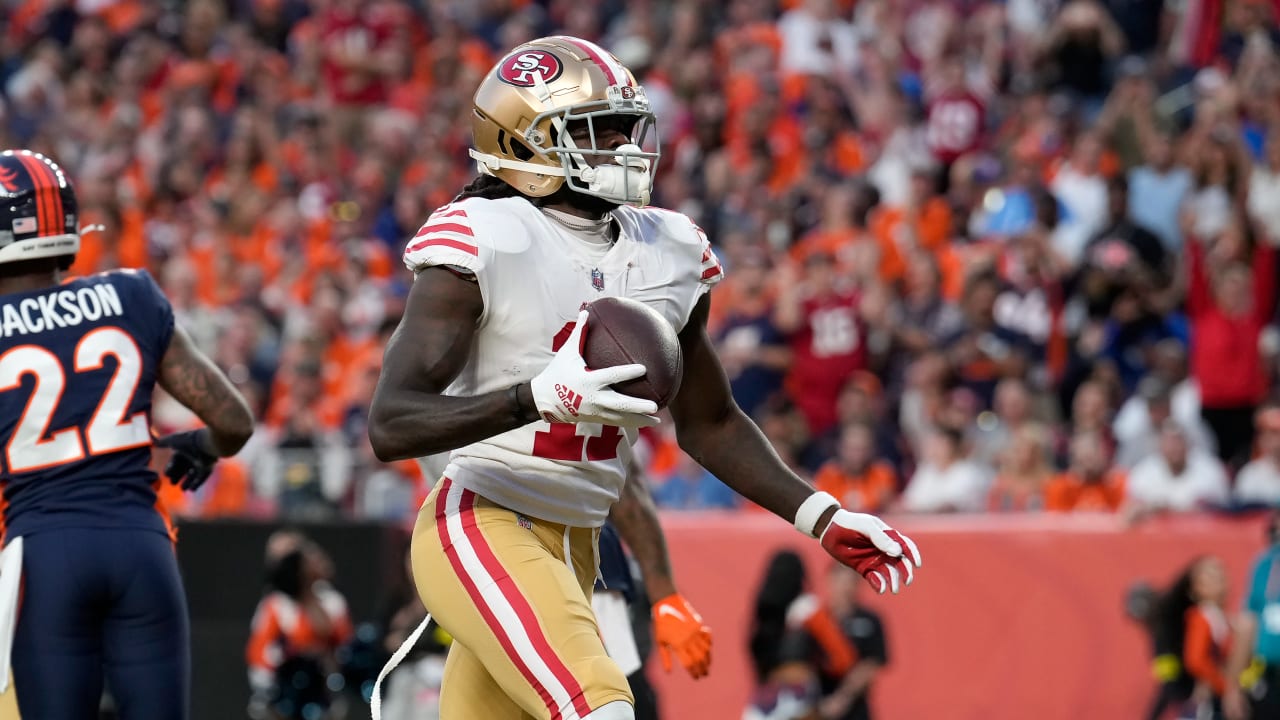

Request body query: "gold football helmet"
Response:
[469, 36, 659, 207]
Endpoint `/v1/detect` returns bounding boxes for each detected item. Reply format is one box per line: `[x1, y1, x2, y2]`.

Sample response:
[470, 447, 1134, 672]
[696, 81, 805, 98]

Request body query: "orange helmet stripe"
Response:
[12, 154, 49, 233]
[15, 153, 63, 236]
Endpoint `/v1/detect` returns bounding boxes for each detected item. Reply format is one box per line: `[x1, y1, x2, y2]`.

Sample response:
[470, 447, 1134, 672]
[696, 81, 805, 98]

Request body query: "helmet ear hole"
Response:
[510, 139, 535, 161]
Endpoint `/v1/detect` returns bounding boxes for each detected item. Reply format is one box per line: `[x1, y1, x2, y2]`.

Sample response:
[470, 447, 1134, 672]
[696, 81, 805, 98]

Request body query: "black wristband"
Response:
[509, 384, 533, 424]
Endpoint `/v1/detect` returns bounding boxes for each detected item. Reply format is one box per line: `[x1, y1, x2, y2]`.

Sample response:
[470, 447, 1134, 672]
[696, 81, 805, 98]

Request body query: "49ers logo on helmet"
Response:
[497, 51, 564, 88]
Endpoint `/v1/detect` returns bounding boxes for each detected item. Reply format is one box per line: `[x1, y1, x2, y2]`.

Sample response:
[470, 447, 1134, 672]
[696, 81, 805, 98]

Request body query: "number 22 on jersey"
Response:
[532, 321, 624, 462]
[0, 326, 149, 474]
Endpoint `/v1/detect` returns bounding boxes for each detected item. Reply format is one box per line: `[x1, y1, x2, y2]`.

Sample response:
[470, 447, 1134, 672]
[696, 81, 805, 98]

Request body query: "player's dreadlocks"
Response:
[453, 174, 523, 202]
[451, 171, 619, 218]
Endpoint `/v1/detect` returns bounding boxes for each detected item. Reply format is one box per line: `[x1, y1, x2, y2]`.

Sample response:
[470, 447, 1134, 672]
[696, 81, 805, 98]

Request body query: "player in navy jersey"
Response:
[0, 149, 254, 720]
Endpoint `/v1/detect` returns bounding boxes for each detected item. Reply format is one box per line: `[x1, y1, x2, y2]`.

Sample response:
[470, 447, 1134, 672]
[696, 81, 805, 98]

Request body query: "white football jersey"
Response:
[403, 196, 724, 527]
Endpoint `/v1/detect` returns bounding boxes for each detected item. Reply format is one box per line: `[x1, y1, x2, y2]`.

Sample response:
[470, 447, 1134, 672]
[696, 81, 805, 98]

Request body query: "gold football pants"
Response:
[412, 477, 632, 719]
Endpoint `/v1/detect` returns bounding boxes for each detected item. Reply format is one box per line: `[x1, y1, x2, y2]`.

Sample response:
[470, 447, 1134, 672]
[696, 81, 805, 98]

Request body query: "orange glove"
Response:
[652, 593, 712, 679]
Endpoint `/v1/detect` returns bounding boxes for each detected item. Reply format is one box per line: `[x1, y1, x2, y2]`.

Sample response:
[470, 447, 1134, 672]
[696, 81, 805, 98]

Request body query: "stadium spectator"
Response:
[1050, 132, 1111, 265]
[1235, 406, 1280, 507]
[650, 452, 740, 511]
[247, 531, 353, 720]
[1185, 220, 1277, 468]
[924, 54, 987, 177]
[742, 635, 822, 720]
[813, 422, 897, 513]
[1128, 132, 1193, 252]
[1126, 422, 1230, 517]
[987, 422, 1055, 512]
[1085, 174, 1169, 285]
[716, 248, 791, 420]
[1247, 134, 1280, 246]
[971, 377, 1036, 468]
[1113, 343, 1210, 464]
[1045, 430, 1126, 512]
[1233, 511, 1280, 720]
[775, 251, 867, 435]
[1037, 1, 1126, 114]
[1069, 379, 1118, 456]
[900, 425, 990, 513]
[879, 250, 964, 394]
[1115, 377, 1217, 470]
[1157, 556, 1240, 720]
[941, 268, 1033, 411]
[4, 0, 1280, 526]
[253, 361, 353, 520]
[777, 0, 859, 78]
[745, 550, 844, 720]
[812, 564, 888, 720]
[749, 550, 811, 685]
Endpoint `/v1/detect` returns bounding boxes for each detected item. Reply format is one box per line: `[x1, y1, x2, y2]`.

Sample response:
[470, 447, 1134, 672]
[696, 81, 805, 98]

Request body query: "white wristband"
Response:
[794, 491, 841, 538]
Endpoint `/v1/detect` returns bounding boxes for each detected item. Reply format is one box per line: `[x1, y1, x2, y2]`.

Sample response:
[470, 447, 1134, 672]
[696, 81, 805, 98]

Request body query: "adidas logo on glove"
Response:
[555, 384, 583, 417]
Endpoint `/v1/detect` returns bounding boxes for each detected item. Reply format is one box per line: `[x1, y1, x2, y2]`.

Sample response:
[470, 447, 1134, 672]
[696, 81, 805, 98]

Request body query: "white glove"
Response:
[530, 310, 660, 427]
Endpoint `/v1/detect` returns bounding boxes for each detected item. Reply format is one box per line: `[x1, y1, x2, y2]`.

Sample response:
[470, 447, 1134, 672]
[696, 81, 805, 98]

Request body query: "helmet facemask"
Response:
[471, 78, 660, 208]
[537, 84, 660, 208]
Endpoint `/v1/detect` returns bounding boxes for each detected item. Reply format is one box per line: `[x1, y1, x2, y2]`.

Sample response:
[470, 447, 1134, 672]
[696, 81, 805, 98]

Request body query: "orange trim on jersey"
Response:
[0, 482, 9, 547]
[152, 479, 179, 545]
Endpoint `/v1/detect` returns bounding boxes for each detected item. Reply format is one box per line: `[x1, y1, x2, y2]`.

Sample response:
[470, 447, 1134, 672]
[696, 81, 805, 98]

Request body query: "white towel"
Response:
[0, 537, 24, 694]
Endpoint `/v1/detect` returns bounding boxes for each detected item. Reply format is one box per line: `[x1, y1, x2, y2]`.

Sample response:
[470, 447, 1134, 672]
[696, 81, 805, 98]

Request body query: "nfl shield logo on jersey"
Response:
[590, 268, 605, 291]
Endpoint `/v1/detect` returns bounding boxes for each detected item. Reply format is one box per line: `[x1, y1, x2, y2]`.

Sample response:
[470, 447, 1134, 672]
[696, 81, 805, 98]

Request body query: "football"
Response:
[582, 296, 684, 409]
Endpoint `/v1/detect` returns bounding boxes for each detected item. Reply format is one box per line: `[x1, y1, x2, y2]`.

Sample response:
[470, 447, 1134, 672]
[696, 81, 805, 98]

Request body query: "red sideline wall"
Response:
[651, 513, 1271, 720]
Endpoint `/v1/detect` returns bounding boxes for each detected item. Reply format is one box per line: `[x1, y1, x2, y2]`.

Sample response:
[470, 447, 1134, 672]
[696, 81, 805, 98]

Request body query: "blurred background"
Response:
[4, 0, 1280, 718]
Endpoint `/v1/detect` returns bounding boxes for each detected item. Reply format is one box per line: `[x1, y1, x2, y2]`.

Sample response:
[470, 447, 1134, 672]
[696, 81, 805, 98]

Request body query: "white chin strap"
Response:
[469, 144, 653, 207]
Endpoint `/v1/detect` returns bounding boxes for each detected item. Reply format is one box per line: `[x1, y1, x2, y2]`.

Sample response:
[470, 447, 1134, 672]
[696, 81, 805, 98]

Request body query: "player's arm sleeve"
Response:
[694, 225, 725, 296]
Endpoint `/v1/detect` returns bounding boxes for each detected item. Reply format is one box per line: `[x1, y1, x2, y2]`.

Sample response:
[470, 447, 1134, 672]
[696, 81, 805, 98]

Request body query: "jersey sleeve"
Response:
[649, 209, 725, 330]
[694, 224, 725, 292]
[402, 203, 492, 276]
[117, 269, 175, 364]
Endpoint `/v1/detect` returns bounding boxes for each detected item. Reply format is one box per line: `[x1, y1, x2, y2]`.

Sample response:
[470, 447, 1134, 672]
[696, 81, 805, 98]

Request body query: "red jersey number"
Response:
[531, 321, 623, 462]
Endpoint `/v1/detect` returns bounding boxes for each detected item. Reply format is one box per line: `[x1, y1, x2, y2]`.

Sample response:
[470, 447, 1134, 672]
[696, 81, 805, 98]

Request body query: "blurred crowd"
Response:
[4, 0, 1280, 521]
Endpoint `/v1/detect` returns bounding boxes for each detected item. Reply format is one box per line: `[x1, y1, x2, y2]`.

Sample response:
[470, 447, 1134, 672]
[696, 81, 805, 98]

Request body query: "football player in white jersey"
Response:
[368, 36, 922, 720]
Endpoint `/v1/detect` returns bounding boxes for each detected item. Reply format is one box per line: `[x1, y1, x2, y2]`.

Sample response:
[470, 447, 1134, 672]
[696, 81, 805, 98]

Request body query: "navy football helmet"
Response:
[0, 149, 79, 265]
